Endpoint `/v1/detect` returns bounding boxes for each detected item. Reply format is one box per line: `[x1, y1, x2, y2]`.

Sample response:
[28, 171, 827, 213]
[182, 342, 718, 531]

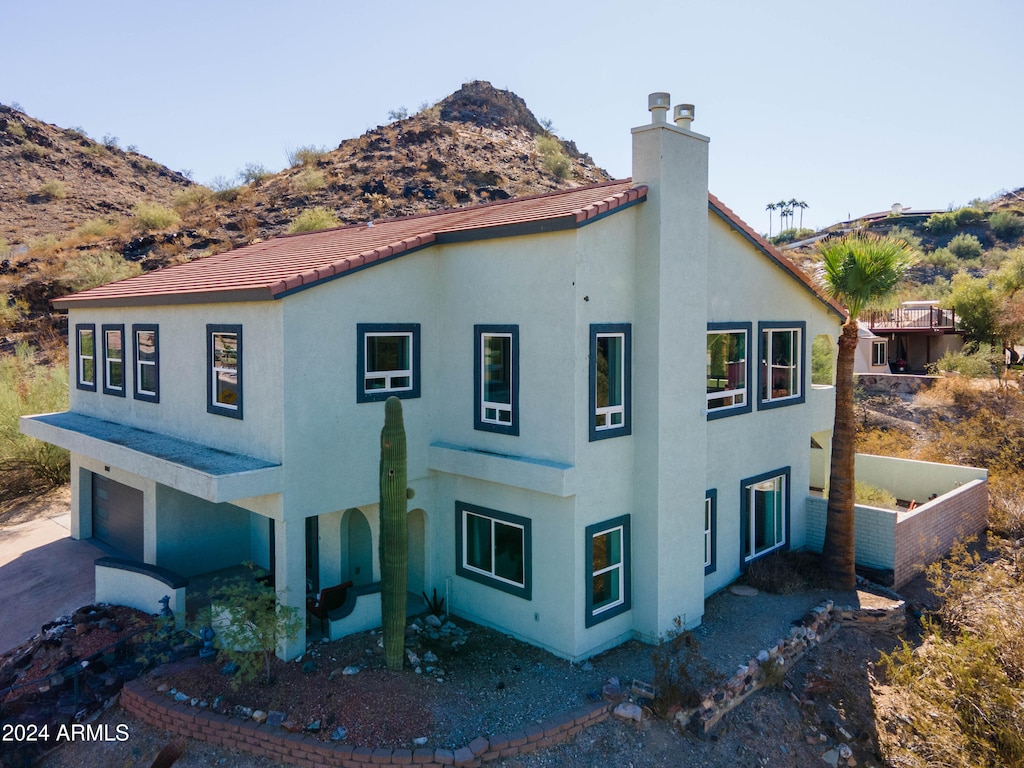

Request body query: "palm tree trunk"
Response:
[822, 319, 859, 590]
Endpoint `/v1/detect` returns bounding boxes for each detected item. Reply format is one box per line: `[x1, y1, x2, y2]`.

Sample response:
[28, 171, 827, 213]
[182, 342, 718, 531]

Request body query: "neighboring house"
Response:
[854, 322, 892, 374]
[22, 94, 844, 662]
[863, 300, 964, 373]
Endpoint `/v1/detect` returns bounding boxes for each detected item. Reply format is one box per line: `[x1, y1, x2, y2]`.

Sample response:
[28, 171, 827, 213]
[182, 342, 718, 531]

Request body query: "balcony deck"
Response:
[867, 306, 958, 333]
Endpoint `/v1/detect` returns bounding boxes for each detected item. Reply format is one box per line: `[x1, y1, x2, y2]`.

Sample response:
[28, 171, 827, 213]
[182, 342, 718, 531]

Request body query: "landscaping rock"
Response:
[330, 726, 348, 741]
[614, 702, 643, 723]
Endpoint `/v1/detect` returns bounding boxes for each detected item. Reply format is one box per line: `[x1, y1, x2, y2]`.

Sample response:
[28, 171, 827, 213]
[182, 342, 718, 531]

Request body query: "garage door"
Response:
[92, 475, 144, 561]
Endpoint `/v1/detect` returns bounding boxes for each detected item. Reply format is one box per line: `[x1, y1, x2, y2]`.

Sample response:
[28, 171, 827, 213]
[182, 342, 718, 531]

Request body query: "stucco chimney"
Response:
[673, 103, 695, 129]
[648, 92, 670, 123]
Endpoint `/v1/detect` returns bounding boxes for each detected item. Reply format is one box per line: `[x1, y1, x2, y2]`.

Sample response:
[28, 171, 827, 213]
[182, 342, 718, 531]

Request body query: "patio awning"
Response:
[20, 411, 282, 503]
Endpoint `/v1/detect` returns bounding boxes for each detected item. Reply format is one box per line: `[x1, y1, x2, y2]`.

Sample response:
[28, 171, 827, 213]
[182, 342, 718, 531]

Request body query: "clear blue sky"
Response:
[5, 0, 1022, 232]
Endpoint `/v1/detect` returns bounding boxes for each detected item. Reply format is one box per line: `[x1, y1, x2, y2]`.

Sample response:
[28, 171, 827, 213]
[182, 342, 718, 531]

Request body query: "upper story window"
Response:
[132, 324, 159, 403]
[76, 324, 97, 392]
[759, 322, 805, 409]
[207, 324, 242, 419]
[357, 323, 421, 402]
[707, 323, 752, 419]
[474, 325, 519, 435]
[872, 340, 887, 367]
[456, 501, 531, 599]
[741, 467, 790, 565]
[101, 324, 126, 397]
[585, 515, 631, 627]
[590, 324, 632, 441]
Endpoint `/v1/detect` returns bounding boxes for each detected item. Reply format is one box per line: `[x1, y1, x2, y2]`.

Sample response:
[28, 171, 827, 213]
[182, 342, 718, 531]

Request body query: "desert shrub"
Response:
[295, 168, 326, 193]
[83, 142, 109, 156]
[0, 293, 28, 331]
[36, 180, 67, 200]
[991, 210, 1024, 241]
[925, 211, 958, 235]
[0, 239, 9, 259]
[536, 135, 570, 179]
[887, 225, 923, 250]
[920, 247, 958, 271]
[988, 474, 1024, 540]
[172, 185, 214, 213]
[131, 202, 180, 233]
[5, 121, 26, 139]
[934, 345, 1001, 378]
[0, 345, 70, 499]
[854, 481, 897, 509]
[204, 566, 303, 687]
[387, 106, 408, 121]
[28, 234, 60, 257]
[287, 145, 327, 167]
[811, 334, 834, 385]
[953, 207, 985, 227]
[287, 207, 340, 233]
[101, 133, 119, 150]
[240, 163, 271, 184]
[74, 217, 117, 238]
[856, 426, 916, 458]
[63, 250, 142, 292]
[743, 550, 826, 594]
[649, 617, 721, 718]
[948, 232, 983, 260]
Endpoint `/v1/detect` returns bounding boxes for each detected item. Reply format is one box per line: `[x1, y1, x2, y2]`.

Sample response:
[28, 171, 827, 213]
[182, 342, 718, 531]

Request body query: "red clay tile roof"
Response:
[708, 193, 847, 320]
[53, 180, 646, 308]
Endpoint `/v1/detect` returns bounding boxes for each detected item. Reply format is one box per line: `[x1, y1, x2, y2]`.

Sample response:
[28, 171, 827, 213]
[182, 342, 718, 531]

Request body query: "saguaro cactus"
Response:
[379, 396, 409, 671]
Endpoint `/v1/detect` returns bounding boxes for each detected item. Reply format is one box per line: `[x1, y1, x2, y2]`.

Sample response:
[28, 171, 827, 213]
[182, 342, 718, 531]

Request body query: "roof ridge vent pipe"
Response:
[673, 103, 695, 129]
[648, 92, 670, 124]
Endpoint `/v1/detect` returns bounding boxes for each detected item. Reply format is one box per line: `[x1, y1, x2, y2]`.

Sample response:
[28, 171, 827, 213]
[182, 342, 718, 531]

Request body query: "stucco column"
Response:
[274, 517, 306, 660]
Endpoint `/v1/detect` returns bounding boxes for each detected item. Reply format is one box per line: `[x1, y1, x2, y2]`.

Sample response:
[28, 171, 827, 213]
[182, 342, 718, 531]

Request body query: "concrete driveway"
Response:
[0, 511, 107, 656]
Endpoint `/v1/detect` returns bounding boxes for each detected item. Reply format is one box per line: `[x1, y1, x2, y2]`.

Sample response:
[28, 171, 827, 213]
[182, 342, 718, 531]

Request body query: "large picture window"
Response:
[101, 324, 125, 397]
[758, 322, 805, 408]
[76, 324, 97, 392]
[474, 325, 519, 435]
[456, 502, 531, 599]
[590, 323, 632, 441]
[585, 515, 631, 626]
[707, 323, 752, 418]
[207, 324, 242, 419]
[357, 323, 421, 402]
[132, 324, 159, 403]
[741, 468, 790, 565]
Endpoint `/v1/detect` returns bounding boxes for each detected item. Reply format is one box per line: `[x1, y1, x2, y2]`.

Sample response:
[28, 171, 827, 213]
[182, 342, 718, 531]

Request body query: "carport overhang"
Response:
[20, 412, 282, 503]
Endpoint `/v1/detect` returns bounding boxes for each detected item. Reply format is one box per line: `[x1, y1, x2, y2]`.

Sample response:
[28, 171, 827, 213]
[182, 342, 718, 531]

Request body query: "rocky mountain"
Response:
[0, 81, 612, 357]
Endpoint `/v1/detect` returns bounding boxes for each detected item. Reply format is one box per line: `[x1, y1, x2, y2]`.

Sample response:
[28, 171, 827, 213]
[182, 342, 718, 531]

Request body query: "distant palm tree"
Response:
[797, 201, 809, 230]
[766, 202, 777, 237]
[788, 199, 800, 231]
[777, 200, 788, 232]
[817, 233, 916, 589]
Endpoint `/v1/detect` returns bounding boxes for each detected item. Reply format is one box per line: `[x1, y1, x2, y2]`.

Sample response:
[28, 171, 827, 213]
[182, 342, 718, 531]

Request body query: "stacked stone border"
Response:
[685, 589, 906, 732]
[121, 589, 905, 765]
[121, 681, 611, 768]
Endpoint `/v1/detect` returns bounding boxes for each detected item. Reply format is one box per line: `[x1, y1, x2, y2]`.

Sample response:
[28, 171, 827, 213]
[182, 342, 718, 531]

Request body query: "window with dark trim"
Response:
[740, 467, 790, 566]
[455, 501, 531, 599]
[474, 325, 519, 435]
[590, 323, 632, 441]
[707, 322, 752, 419]
[356, 323, 421, 402]
[758, 322, 806, 409]
[207, 324, 242, 419]
[585, 514, 631, 627]
[101, 324, 125, 397]
[704, 490, 717, 575]
[76, 324, 97, 392]
[872, 340, 887, 367]
[132, 324, 159, 403]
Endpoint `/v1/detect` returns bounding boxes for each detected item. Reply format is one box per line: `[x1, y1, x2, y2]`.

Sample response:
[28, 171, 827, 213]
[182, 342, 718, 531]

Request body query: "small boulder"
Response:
[613, 702, 643, 723]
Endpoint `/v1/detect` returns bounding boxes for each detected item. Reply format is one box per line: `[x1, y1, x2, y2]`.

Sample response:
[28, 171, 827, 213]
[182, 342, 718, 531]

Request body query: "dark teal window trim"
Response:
[739, 466, 791, 569]
[474, 324, 519, 436]
[455, 501, 531, 600]
[207, 324, 243, 420]
[132, 324, 160, 404]
[706, 322, 753, 420]
[101, 324, 126, 398]
[356, 323, 421, 403]
[75, 323, 97, 392]
[585, 514, 631, 627]
[589, 323, 632, 441]
[757, 321, 806, 410]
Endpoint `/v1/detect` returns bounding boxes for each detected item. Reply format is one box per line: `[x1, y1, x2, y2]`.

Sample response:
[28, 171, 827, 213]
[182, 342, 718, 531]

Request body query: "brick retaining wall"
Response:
[121, 681, 610, 768]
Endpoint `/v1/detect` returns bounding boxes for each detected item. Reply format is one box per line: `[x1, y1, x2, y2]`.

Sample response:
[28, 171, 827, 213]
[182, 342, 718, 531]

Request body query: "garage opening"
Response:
[92, 474, 144, 561]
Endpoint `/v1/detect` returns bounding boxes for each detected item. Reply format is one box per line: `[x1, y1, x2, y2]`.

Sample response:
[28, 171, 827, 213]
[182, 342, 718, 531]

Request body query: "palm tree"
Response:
[797, 201, 809, 230]
[817, 233, 916, 589]
[766, 202, 777, 237]
[777, 200, 788, 233]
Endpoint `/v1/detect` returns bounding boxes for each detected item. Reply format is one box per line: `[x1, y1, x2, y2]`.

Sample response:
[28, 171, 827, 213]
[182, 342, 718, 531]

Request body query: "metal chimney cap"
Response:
[673, 104, 695, 126]
[648, 92, 671, 122]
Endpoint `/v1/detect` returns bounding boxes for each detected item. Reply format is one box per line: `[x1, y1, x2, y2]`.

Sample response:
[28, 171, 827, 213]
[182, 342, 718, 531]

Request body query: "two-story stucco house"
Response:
[22, 94, 843, 661]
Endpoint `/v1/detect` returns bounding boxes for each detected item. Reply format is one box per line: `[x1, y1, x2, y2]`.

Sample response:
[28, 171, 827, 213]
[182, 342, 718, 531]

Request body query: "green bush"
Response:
[933, 345, 1001, 378]
[769, 228, 815, 246]
[36, 180, 67, 200]
[921, 247, 958, 271]
[948, 233, 983, 260]
[925, 211, 958, 234]
[811, 334, 834, 385]
[0, 293, 28, 330]
[536, 135, 570, 179]
[5, 121, 26, 140]
[210, 177, 243, 202]
[887, 225, 923, 250]
[63, 250, 142, 292]
[131, 202, 180, 233]
[74, 217, 117, 238]
[0, 345, 70, 499]
[953, 207, 985, 227]
[240, 163, 271, 184]
[991, 210, 1024, 241]
[295, 168, 326, 193]
[287, 207, 340, 233]
[172, 185, 214, 213]
[287, 145, 327, 168]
